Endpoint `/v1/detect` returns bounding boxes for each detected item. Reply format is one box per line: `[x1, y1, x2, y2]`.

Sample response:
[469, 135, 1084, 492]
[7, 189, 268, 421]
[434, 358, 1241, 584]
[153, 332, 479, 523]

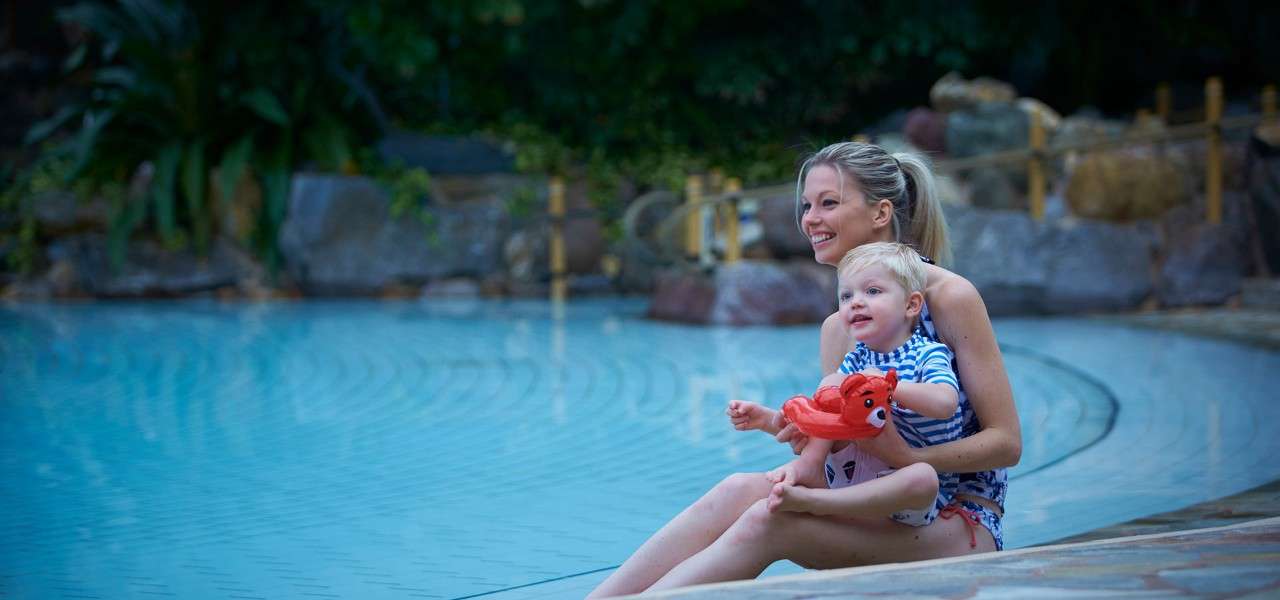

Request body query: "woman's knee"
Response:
[723, 499, 786, 545]
[710, 472, 771, 503]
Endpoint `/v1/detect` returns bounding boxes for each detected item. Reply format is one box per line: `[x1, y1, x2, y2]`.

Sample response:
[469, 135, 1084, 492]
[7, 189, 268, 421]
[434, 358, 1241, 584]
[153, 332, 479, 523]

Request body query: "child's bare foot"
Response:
[767, 482, 814, 513]
[790, 460, 827, 489]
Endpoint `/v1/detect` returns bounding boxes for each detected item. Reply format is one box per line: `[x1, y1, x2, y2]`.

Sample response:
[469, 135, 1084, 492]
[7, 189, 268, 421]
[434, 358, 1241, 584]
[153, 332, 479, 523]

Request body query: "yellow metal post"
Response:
[1264, 85, 1277, 120]
[684, 174, 703, 261]
[548, 176, 567, 302]
[1028, 109, 1046, 221]
[723, 177, 742, 264]
[708, 168, 725, 195]
[1205, 77, 1223, 224]
[1156, 83, 1172, 122]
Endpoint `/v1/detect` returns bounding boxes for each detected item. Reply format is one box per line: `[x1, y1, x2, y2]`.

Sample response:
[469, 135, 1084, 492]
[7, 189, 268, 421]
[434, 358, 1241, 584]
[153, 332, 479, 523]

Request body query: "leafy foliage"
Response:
[9, 0, 1277, 272]
[26, 0, 395, 268]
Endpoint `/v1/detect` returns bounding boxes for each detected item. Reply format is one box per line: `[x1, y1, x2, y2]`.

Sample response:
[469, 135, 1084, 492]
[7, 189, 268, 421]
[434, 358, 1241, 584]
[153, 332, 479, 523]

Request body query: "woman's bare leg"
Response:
[586, 472, 775, 598]
[648, 497, 996, 592]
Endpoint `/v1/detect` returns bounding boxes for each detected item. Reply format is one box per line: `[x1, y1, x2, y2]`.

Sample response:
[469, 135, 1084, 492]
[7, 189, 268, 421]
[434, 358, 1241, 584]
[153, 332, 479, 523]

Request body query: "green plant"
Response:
[1, 151, 93, 272]
[27, 0, 397, 269]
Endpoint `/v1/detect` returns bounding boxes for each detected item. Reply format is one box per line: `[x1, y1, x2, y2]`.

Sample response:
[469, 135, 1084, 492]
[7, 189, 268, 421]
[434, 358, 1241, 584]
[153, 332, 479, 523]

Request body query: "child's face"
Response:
[838, 264, 921, 351]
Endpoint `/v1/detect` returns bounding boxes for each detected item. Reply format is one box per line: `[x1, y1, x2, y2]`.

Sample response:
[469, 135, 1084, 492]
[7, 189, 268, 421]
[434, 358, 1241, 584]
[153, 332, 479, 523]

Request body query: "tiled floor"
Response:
[2, 300, 1278, 599]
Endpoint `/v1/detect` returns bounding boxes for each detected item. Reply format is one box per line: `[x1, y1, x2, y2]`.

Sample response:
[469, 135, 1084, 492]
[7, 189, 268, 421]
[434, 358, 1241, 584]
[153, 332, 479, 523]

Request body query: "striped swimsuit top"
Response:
[916, 302, 1008, 510]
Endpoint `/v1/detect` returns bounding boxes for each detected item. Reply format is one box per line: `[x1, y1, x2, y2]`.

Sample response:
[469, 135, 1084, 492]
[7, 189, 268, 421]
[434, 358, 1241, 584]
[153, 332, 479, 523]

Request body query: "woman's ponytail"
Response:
[893, 152, 951, 267]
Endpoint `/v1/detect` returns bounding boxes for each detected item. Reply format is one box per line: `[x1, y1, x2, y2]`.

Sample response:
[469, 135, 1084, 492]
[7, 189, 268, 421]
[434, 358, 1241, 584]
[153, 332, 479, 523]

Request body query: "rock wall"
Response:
[647, 194, 1258, 324]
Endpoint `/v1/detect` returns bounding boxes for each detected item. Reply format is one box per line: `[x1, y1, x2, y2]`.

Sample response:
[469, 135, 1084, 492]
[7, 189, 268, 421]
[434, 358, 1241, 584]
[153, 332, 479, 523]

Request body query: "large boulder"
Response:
[44, 234, 257, 297]
[30, 192, 108, 234]
[945, 205, 1050, 315]
[1156, 196, 1251, 307]
[756, 193, 810, 259]
[1017, 98, 1062, 134]
[903, 107, 948, 155]
[946, 101, 1029, 160]
[1052, 114, 1126, 151]
[430, 173, 535, 205]
[376, 132, 515, 175]
[1247, 133, 1280, 273]
[1065, 149, 1186, 221]
[1158, 222, 1248, 307]
[279, 174, 508, 294]
[648, 261, 835, 325]
[930, 72, 1017, 112]
[947, 205, 1160, 314]
[1041, 219, 1155, 313]
[647, 268, 717, 323]
[964, 167, 1023, 211]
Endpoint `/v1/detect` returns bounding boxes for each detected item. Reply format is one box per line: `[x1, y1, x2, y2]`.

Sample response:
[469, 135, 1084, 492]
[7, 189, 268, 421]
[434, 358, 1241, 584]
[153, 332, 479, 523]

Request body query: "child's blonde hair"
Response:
[837, 242, 928, 295]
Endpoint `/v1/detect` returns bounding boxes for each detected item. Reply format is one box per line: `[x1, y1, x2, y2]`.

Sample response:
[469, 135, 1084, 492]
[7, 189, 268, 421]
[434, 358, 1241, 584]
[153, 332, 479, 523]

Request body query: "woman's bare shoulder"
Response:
[924, 265, 983, 312]
[923, 265, 992, 343]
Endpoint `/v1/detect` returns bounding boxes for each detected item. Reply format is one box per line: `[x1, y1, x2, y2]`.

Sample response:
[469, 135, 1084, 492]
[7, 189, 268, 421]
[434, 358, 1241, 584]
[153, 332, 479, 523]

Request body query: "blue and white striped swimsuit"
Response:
[917, 302, 1007, 549]
[916, 303, 1008, 511]
[838, 333, 962, 525]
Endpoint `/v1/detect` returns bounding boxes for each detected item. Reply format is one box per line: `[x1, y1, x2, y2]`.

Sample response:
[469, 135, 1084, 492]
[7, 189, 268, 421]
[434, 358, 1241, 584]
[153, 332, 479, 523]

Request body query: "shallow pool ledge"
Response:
[631, 517, 1280, 599]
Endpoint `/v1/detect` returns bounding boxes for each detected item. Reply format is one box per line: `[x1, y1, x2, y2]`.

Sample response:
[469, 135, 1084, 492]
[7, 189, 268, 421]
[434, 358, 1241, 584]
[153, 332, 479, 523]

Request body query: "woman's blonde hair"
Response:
[795, 141, 951, 266]
[837, 242, 928, 295]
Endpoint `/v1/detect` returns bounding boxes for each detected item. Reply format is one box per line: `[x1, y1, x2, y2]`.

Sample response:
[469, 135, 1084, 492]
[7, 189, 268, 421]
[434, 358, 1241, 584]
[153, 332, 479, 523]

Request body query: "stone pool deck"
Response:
[636, 517, 1280, 599]
[628, 306, 1280, 599]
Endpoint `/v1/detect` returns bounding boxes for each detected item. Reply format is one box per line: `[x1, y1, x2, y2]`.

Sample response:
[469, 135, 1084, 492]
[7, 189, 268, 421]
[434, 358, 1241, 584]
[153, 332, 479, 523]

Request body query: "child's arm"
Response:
[883, 342, 961, 419]
[727, 372, 846, 436]
[890, 381, 959, 419]
[726, 400, 785, 434]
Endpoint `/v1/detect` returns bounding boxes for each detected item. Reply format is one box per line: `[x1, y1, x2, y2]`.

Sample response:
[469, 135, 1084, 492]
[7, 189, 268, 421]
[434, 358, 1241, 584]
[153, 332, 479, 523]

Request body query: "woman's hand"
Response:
[775, 422, 810, 455]
[854, 417, 917, 468]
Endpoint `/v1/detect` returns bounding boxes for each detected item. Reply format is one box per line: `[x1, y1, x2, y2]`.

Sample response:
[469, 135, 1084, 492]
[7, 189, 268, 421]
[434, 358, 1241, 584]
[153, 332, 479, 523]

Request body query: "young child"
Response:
[727, 242, 963, 525]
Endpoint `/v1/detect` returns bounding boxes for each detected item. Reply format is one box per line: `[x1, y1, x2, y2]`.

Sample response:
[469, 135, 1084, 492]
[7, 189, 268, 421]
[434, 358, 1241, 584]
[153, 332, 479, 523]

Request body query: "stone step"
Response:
[1242, 277, 1280, 309]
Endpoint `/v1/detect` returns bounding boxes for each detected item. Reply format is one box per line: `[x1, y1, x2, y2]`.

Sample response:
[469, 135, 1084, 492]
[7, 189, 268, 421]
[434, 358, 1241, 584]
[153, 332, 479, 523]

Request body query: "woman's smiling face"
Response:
[800, 165, 887, 266]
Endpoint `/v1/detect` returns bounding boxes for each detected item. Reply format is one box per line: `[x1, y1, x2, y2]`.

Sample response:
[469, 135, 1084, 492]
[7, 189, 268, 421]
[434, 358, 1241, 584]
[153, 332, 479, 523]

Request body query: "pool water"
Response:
[2, 299, 1278, 599]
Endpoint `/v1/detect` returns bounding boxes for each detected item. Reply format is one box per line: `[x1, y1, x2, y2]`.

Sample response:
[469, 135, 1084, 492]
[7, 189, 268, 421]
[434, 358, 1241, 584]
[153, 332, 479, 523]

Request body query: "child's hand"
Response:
[859, 367, 885, 378]
[775, 422, 810, 455]
[765, 462, 798, 485]
[726, 400, 777, 432]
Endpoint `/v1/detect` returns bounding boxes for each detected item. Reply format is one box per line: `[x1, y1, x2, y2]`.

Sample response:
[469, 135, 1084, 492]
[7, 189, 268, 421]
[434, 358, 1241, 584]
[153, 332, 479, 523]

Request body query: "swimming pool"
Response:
[2, 299, 1278, 599]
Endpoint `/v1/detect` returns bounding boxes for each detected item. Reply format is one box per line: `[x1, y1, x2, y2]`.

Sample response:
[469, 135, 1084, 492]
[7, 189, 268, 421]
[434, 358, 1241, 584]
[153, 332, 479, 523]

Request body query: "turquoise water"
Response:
[2, 299, 1278, 599]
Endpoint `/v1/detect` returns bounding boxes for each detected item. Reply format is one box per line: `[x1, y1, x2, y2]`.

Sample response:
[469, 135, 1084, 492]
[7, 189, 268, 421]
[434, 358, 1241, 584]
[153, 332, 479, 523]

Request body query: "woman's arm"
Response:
[819, 312, 852, 375]
[857, 273, 1022, 472]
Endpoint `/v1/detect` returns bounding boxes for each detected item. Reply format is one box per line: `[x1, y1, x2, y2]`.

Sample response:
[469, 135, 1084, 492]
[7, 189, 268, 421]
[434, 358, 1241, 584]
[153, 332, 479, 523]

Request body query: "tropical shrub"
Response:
[24, 0, 404, 268]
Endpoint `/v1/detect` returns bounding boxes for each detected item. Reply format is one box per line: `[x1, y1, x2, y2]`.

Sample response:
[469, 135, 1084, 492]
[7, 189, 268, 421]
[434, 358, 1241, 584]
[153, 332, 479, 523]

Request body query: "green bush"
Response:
[24, 0, 401, 269]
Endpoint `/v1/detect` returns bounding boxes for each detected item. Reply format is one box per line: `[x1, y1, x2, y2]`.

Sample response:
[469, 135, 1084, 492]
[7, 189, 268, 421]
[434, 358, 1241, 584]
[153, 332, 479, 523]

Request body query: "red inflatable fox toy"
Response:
[781, 370, 897, 440]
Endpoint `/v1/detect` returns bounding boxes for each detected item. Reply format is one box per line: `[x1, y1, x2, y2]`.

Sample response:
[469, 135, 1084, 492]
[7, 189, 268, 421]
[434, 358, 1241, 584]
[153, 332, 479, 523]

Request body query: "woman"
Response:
[588, 141, 1021, 597]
